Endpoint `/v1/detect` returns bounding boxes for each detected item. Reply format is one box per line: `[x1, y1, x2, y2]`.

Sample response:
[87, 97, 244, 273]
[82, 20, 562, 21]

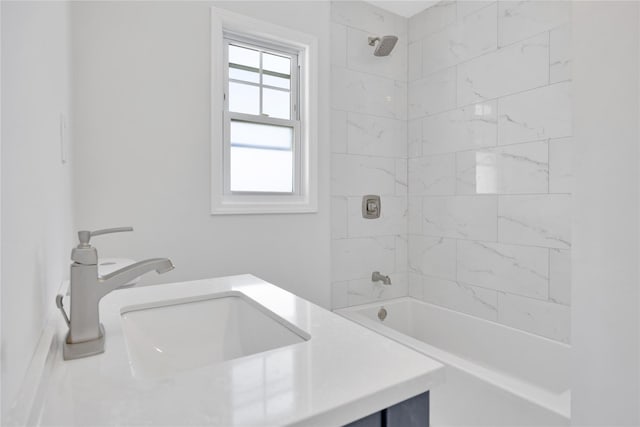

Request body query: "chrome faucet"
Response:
[56, 227, 174, 360]
[372, 271, 392, 285]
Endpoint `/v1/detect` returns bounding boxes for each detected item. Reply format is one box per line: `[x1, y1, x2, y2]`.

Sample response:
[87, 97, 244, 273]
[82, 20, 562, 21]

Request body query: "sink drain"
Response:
[378, 307, 387, 321]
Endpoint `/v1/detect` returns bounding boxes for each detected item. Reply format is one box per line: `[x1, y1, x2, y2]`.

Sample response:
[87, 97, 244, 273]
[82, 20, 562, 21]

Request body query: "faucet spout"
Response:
[372, 271, 392, 285]
[60, 227, 174, 360]
[99, 258, 174, 299]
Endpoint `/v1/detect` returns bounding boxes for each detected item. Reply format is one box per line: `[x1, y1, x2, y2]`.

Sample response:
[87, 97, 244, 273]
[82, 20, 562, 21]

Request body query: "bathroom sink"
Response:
[120, 292, 308, 379]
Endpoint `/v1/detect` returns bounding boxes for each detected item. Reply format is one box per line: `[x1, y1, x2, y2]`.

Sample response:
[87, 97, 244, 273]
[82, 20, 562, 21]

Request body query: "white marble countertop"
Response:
[29, 275, 444, 426]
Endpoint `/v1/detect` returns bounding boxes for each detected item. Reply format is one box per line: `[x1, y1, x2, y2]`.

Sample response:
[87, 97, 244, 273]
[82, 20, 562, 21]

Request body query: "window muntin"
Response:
[224, 35, 301, 195]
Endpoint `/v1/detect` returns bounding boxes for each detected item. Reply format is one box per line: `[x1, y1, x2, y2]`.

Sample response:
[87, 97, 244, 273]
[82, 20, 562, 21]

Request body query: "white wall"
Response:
[330, 1, 409, 309]
[571, 1, 640, 424]
[1, 1, 73, 418]
[71, 1, 331, 307]
[1, 2, 3, 421]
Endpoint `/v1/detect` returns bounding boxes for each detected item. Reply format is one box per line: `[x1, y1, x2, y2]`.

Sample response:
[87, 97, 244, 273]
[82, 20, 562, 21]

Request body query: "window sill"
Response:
[211, 197, 318, 215]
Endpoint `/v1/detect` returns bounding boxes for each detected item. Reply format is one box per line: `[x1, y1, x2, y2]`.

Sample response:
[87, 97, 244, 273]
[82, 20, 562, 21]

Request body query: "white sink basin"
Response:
[120, 292, 309, 379]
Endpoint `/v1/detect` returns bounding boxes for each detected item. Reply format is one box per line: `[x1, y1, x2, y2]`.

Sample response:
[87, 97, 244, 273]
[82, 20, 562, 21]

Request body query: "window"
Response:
[211, 8, 318, 214]
[225, 38, 299, 194]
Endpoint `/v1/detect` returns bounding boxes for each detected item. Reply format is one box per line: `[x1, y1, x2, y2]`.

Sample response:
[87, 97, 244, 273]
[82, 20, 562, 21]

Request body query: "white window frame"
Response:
[223, 35, 300, 195]
[211, 7, 318, 214]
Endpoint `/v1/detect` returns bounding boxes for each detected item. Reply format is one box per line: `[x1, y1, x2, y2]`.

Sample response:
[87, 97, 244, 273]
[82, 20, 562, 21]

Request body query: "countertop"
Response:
[27, 275, 444, 426]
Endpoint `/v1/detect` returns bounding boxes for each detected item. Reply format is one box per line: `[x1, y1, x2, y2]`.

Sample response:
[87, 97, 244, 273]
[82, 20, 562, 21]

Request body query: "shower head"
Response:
[368, 35, 398, 57]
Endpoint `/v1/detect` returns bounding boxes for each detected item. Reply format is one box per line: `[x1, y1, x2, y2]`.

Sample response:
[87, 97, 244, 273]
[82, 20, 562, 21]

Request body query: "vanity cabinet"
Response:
[345, 392, 429, 427]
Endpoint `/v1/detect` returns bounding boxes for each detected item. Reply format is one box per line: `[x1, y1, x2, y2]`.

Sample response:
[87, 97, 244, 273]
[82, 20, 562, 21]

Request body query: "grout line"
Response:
[410, 232, 571, 252]
[496, 0, 500, 49]
[454, 238, 458, 282]
[548, 248, 552, 301]
[547, 138, 551, 194]
[331, 64, 408, 88]
[330, 106, 406, 122]
[409, 80, 571, 122]
[496, 193, 500, 243]
[548, 30, 551, 85]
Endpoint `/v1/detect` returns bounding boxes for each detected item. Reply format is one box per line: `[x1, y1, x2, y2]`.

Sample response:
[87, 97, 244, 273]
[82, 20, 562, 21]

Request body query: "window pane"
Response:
[263, 74, 290, 89]
[230, 121, 292, 150]
[229, 82, 259, 115]
[263, 52, 290, 75]
[229, 44, 259, 69]
[230, 147, 293, 193]
[229, 66, 259, 84]
[262, 88, 290, 119]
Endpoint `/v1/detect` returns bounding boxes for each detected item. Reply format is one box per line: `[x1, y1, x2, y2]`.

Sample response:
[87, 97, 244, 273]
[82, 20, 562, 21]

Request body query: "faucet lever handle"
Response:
[77, 227, 133, 247]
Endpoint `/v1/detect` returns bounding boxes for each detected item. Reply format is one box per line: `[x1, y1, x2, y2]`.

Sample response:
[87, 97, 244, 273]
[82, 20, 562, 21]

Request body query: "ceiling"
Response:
[363, 1, 438, 18]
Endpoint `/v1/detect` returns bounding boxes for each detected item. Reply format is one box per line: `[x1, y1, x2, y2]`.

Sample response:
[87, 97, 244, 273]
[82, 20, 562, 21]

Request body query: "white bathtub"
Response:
[336, 297, 570, 426]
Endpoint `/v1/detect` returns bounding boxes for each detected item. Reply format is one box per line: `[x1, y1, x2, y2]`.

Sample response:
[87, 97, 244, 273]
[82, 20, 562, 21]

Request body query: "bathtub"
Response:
[336, 297, 570, 426]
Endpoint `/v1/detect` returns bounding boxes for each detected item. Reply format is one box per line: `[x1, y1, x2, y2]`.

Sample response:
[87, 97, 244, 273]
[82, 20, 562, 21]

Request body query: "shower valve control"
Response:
[362, 195, 381, 219]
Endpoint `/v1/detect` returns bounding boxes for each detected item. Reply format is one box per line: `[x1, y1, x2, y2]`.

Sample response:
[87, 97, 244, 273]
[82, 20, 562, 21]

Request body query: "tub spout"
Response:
[372, 271, 391, 285]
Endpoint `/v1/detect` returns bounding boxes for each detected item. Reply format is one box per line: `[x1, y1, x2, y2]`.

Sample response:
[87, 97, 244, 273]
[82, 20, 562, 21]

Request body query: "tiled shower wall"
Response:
[329, 0, 572, 344]
[407, 1, 572, 343]
[330, 2, 409, 308]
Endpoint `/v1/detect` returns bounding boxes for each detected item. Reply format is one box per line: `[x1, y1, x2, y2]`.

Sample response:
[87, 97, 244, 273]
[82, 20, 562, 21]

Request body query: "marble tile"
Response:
[408, 41, 422, 82]
[409, 272, 424, 299]
[458, 1, 495, 18]
[395, 159, 408, 195]
[332, 66, 406, 119]
[331, 0, 406, 37]
[409, 0, 456, 43]
[408, 235, 456, 280]
[409, 67, 456, 119]
[331, 109, 347, 153]
[395, 235, 408, 273]
[498, 292, 570, 343]
[347, 112, 407, 159]
[331, 196, 348, 239]
[408, 119, 423, 158]
[498, 0, 570, 47]
[408, 197, 423, 234]
[457, 240, 549, 299]
[347, 196, 407, 238]
[456, 141, 549, 195]
[550, 248, 571, 305]
[421, 276, 499, 321]
[422, 3, 497, 75]
[331, 23, 347, 67]
[550, 24, 571, 84]
[498, 82, 572, 145]
[331, 154, 397, 196]
[408, 154, 456, 196]
[457, 150, 487, 195]
[457, 33, 549, 106]
[422, 100, 497, 155]
[422, 101, 497, 155]
[422, 196, 498, 240]
[347, 272, 408, 305]
[498, 194, 571, 249]
[549, 137, 573, 194]
[331, 235, 396, 281]
[347, 26, 407, 82]
[331, 281, 349, 309]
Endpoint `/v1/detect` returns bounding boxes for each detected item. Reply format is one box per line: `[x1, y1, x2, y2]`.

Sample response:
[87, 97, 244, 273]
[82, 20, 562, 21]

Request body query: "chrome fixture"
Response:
[372, 271, 392, 285]
[368, 35, 398, 56]
[362, 195, 381, 219]
[56, 227, 174, 360]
